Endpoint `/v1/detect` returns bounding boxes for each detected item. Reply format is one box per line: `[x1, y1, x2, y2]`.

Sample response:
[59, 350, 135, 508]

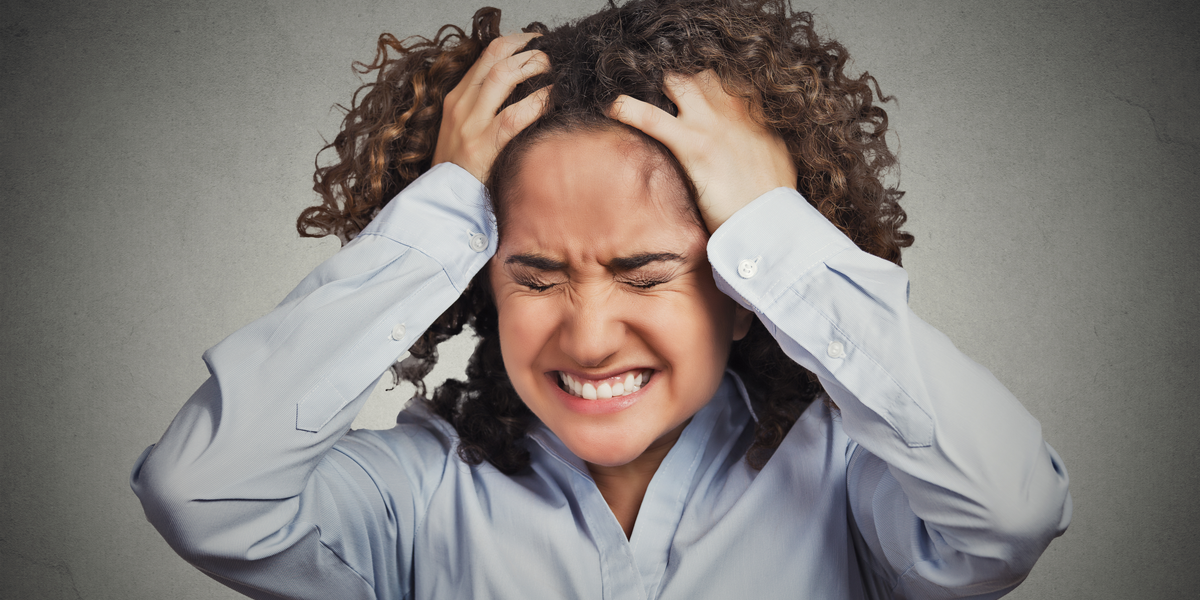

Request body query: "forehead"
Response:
[499, 129, 705, 259]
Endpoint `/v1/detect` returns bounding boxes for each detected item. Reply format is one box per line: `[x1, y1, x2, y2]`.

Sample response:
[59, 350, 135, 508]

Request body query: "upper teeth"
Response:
[559, 370, 648, 400]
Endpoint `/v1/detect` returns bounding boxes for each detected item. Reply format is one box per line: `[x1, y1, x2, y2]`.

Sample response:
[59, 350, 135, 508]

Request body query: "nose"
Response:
[557, 288, 626, 369]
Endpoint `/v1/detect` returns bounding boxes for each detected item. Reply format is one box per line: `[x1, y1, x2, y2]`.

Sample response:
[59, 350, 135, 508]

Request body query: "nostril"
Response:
[558, 311, 627, 369]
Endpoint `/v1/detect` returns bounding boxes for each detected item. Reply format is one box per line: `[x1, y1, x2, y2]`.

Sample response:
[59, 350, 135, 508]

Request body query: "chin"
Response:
[557, 425, 653, 468]
[574, 446, 646, 468]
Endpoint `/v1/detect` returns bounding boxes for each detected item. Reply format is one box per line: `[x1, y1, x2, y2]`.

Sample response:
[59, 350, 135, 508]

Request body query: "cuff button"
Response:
[737, 258, 758, 279]
[469, 233, 489, 252]
[391, 323, 407, 341]
[827, 340, 846, 359]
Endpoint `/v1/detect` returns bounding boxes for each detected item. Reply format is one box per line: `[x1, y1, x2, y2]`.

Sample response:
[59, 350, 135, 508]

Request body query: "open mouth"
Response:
[556, 369, 653, 400]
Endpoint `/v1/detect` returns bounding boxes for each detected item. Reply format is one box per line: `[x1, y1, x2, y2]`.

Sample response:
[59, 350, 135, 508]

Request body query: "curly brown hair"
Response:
[297, 0, 912, 474]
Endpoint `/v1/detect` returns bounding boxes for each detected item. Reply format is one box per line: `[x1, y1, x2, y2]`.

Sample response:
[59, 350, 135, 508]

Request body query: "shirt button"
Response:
[390, 323, 407, 341]
[827, 340, 846, 359]
[737, 259, 757, 279]
[469, 233, 489, 252]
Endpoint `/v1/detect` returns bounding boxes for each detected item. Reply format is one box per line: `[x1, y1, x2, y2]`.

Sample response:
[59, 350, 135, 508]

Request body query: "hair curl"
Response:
[297, 0, 912, 474]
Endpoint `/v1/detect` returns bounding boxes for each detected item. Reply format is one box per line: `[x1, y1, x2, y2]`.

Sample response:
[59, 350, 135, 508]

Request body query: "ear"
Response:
[731, 305, 754, 341]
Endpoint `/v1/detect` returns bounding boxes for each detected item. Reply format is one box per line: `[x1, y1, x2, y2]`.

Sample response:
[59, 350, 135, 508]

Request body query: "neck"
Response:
[586, 419, 690, 539]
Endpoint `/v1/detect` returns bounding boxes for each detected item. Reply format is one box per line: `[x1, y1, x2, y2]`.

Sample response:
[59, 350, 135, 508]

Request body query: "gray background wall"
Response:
[2, 0, 1196, 597]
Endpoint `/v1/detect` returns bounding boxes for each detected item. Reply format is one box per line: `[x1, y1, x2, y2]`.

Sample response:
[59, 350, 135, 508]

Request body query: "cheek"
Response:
[689, 281, 739, 372]
[494, 296, 558, 383]
[692, 294, 737, 365]
[637, 286, 737, 369]
[682, 269, 737, 340]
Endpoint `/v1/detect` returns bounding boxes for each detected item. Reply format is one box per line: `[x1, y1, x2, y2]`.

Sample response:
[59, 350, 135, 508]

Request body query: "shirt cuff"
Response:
[707, 187, 857, 312]
[358, 162, 495, 292]
[707, 187, 933, 448]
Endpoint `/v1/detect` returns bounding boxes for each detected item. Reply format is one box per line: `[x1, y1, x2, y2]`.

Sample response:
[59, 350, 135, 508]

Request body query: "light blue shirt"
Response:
[131, 163, 1071, 599]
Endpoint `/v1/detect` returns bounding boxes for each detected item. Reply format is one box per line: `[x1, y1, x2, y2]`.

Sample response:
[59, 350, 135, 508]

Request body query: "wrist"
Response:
[701, 183, 796, 235]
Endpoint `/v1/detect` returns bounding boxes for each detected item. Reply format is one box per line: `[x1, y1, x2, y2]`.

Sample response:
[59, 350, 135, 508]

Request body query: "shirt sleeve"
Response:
[707, 188, 1072, 599]
[129, 163, 494, 599]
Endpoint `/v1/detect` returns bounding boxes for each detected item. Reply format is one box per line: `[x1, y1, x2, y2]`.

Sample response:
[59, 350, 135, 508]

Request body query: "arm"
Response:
[708, 188, 1071, 598]
[131, 163, 493, 599]
[131, 34, 552, 598]
[611, 71, 1070, 597]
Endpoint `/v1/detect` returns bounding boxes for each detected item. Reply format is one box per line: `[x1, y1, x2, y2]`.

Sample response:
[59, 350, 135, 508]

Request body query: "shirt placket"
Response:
[527, 380, 740, 600]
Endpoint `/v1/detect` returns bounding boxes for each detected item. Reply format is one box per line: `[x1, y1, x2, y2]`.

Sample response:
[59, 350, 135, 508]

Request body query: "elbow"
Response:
[924, 451, 1072, 591]
[965, 463, 1072, 580]
[994, 484, 1072, 574]
[1000, 443, 1072, 568]
[980, 496, 1070, 579]
[919, 488, 1071, 596]
[131, 445, 244, 565]
[132, 444, 306, 568]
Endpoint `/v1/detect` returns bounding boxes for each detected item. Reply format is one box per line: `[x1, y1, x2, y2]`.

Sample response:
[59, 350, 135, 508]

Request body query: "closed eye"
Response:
[514, 275, 557, 292]
[611, 254, 685, 290]
[622, 276, 672, 289]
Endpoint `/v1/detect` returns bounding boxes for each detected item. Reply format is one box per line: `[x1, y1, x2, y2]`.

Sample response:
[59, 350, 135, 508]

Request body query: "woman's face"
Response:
[489, 128, 751, 467]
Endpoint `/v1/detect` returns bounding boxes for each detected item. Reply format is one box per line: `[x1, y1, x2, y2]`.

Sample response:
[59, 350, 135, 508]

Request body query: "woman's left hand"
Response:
[608, 71, 796, 234]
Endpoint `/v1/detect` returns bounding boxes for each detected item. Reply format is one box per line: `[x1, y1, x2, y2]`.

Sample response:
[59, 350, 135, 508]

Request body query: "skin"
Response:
[609, 71, 797, 233]
[489, 129, 753, 536]
[432, 32, 552, 182]
[434, 34, 796, 537]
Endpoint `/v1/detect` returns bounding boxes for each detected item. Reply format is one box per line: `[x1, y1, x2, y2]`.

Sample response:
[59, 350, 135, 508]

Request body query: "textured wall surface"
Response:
[2, 0, 1197, 598]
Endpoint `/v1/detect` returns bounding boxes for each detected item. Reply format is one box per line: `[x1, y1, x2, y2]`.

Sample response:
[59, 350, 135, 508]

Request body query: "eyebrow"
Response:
[505, 254, 568, 271]
[608, 252, 686, 271]
[504, 252, 686, 272]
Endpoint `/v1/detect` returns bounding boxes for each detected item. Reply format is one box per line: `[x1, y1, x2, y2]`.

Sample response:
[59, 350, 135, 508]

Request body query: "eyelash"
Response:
[521, 280, 557, 292]
[511, 274, 557, 292]
[514, 276, 670, 292]
[623, 276, 670, 289]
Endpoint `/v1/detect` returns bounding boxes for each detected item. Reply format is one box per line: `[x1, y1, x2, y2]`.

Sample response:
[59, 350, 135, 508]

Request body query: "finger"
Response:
[463, 32, 543, 88]
[449, 33, 540, 111]
[494, 85, 553, 144]
[664, 70, 748, 123]
[608, 94, 681, 145]
[475, 49, 551, 114]
[660, 72, 697, 105]
[690, 70, 724, 99]
[661, 72, 714, 116]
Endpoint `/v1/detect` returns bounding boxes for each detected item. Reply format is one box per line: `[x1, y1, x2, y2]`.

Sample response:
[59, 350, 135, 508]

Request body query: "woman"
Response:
[131, 0, 1071, 598]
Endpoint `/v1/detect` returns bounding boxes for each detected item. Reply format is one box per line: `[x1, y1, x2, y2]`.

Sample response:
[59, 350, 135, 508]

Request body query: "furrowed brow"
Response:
[608, 253, 686, 271]
[505, 253, 568, 271]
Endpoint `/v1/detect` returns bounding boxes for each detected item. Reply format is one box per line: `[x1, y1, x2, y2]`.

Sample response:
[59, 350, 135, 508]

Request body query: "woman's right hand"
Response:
[432, 32, 551, 182]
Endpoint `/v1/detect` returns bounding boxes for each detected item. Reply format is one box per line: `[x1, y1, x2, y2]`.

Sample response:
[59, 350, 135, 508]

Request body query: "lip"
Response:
[556, 367, 650, 381]
[544, 370, 654, 415]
